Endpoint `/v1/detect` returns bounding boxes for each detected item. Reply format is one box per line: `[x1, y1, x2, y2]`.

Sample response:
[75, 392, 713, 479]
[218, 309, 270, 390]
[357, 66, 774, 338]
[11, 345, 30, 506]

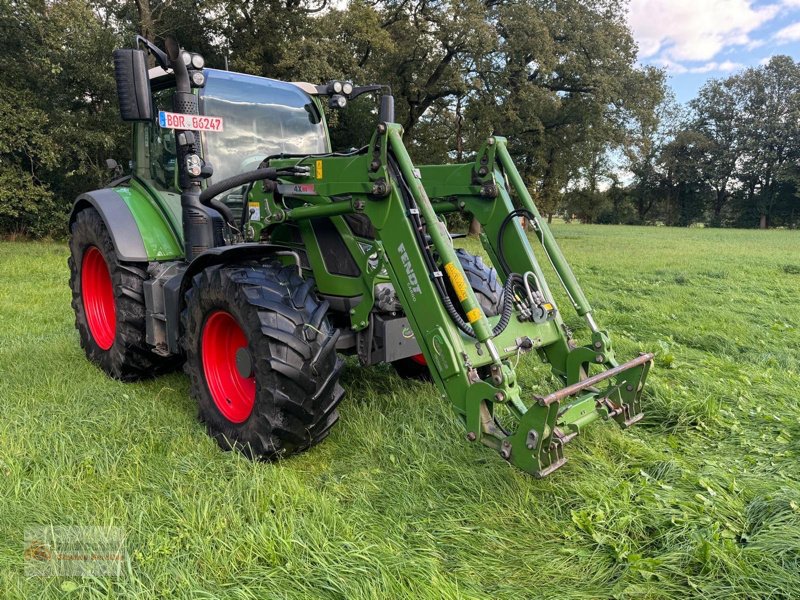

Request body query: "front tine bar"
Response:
[538, 353, 655, 407]
[506, 353, 654, 478]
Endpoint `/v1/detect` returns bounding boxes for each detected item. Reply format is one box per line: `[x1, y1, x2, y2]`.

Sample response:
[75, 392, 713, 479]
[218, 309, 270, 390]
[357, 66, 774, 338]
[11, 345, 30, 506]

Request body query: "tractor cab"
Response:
[136, 67, 330, 221]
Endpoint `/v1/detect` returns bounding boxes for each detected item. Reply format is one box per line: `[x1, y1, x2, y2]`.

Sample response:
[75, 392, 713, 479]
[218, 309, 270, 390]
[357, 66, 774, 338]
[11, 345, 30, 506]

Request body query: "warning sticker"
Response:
[315, 160, 323, 179]
[248, 202, 260, 221]
[444, 262, 469, 301]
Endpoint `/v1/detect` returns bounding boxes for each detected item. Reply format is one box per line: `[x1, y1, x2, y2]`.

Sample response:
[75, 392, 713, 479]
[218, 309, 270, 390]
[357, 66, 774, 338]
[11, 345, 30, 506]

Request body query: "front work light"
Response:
[191, 54, 205, 69]
[329, 94, 347, 109]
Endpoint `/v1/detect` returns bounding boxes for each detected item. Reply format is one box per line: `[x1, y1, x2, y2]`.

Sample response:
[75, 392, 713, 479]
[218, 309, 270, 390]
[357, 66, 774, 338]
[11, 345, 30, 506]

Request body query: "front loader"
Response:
[68, 37, 653, 478]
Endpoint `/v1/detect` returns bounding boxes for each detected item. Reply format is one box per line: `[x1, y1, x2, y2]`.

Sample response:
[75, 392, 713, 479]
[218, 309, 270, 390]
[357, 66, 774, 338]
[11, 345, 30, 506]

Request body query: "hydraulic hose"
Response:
[496, 208, 536, 276]
[390, 155, 517, 339]
[492, 275, 518, 336]
[207, 198, 237, 230]
[441, 275, 518, 338]
[198, 168, 279, 231]
[199, 168, 278, 204]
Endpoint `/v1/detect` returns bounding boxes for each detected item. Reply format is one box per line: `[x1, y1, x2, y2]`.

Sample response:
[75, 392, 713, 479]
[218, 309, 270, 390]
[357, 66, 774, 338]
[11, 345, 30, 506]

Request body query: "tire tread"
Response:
[182, 262, 344, 459]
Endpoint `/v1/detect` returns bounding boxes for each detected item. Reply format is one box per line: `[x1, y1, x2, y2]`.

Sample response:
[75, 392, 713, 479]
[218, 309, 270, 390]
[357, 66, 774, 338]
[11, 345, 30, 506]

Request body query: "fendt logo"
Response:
[397, 243, 422, 301]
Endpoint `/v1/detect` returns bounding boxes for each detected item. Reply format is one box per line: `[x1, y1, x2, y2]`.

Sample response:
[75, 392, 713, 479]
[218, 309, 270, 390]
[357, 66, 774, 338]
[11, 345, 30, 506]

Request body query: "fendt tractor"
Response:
[68, 37, 653, 478]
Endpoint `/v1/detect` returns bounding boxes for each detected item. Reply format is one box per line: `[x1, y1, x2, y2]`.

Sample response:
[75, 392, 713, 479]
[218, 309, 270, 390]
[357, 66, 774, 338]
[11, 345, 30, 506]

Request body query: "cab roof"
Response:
[147, 66, 318, 96]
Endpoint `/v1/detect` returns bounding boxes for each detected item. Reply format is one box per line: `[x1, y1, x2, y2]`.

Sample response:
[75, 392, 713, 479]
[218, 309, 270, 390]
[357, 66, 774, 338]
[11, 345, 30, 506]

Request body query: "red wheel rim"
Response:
[410, 353, 427, 366]
[201, 311, 255, 423]
[81, 246, 116, 350]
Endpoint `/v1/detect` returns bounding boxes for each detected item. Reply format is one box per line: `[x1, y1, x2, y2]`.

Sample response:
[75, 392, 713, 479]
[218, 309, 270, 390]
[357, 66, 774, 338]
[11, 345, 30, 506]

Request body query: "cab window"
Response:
[148, 89, 177, 191]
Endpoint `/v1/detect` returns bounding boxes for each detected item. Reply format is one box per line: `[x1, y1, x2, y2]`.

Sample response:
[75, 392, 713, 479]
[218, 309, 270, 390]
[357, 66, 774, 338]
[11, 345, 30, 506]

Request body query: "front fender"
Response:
[163, 243, 296, 353]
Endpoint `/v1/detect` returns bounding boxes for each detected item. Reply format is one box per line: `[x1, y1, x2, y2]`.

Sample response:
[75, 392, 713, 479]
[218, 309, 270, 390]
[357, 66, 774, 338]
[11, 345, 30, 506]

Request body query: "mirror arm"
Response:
[135, 35, 169, 70]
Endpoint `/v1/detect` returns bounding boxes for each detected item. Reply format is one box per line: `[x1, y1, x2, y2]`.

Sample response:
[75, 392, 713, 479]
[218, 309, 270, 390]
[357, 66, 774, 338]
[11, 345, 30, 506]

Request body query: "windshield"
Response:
[200, 69, 328, 184]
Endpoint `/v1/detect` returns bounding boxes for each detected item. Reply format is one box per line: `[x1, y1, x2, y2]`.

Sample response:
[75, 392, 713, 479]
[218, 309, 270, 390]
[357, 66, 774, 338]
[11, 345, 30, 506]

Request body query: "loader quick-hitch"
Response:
[72, 38, 653, 478]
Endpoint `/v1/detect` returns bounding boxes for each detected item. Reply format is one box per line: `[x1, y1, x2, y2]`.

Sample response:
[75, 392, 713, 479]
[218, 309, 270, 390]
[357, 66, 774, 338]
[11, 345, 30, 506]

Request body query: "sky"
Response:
[627, 0, 800, 103]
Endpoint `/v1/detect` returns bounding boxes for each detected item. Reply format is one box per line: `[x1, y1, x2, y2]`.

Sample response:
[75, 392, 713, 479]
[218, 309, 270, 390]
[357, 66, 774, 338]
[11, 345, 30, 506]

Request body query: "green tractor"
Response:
[68, 37, 653, 478]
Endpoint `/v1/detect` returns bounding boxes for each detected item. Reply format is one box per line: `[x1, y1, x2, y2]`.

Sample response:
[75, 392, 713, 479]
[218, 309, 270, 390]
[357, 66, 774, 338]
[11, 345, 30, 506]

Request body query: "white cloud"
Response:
[775, 21, 800, 41]
[654, 58, 745, 74]
[628, 0, 780, 62]
[691, 60, 745, 73]
[652, 58, 688, 74]
[746, 39, 767, 50]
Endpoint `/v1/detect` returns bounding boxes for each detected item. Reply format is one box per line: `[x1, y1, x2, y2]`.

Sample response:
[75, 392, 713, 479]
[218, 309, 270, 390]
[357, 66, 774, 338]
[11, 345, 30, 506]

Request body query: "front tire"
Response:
[68, 208, 176, 380]
[182, 262, 345, 459]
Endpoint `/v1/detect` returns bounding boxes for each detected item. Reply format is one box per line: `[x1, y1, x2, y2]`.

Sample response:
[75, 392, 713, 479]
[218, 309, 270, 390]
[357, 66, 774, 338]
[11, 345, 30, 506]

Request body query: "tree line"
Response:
[0, 0, 797, 237]
[570, 56, 800, 229]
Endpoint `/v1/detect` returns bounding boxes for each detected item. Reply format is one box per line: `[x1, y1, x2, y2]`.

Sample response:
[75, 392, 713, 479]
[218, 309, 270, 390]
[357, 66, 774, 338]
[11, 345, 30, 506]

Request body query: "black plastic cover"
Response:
[113, 49, 153, 122]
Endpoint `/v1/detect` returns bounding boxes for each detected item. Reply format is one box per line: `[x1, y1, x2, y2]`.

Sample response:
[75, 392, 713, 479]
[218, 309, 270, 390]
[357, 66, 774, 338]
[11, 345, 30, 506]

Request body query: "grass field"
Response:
[1, 225, 799, 599]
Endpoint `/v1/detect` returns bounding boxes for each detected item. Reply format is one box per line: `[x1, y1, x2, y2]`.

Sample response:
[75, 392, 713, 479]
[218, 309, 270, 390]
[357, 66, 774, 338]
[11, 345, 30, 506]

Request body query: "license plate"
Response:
[158, 111, 224, 132]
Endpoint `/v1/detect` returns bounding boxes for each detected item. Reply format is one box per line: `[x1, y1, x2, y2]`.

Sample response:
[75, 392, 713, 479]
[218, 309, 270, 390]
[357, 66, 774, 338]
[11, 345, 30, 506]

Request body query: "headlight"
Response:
[191, 54, 205, 69]
[191, 71, 205, 86]
[329, 94, 347, 108]
[332, 81, 343, 94]
[181, 51, 191, 66]
[342, 82, 353, 95]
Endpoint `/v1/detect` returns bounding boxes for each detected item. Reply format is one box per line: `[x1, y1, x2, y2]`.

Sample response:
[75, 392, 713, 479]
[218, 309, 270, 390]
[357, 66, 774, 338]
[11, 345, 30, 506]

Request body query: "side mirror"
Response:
[112, 49, 152, 121]
[105, 158, 123, 177]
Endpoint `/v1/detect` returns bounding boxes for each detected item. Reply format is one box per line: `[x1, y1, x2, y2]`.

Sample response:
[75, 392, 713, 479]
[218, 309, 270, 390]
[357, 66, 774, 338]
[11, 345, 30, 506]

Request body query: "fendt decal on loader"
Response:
[68, 36, 653, 478]
[397, 243, 423, 300]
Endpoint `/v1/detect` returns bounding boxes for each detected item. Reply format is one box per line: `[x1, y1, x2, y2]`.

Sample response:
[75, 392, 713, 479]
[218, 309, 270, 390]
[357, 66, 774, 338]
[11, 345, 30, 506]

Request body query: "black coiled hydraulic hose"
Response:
[493, 275, 520, 335]
[439, 274, 520, 338]
[496, 208, 536, 276]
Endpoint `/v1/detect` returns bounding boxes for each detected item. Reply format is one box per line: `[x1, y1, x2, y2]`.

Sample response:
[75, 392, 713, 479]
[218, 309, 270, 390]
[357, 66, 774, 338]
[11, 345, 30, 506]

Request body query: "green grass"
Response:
[1, 225, 799, 599]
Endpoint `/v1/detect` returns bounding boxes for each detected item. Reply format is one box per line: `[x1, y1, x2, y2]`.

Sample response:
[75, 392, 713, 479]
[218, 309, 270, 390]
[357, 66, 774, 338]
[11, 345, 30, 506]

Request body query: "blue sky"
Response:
[627, 0, 800, 103]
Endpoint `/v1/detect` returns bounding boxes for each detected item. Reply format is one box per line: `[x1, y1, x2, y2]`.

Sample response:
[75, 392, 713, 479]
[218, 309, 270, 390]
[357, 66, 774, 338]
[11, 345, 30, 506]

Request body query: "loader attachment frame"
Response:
[261, 124, 653, 477]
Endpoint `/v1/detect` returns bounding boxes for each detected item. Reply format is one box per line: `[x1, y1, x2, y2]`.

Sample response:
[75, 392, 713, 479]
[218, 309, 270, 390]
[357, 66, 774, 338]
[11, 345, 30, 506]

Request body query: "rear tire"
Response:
[68, 208, 177, 380]
[392, 248, 504, 379]
[182, 262, 345, 459]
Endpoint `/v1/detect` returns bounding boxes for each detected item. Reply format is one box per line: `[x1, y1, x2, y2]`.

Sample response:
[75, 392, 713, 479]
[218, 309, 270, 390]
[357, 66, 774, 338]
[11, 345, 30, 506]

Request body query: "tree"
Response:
[689, 79, 743, 224]
[468, 0, 666, 220]
[623, 89, 679, 223]
[659, 130, 712, 226]
[0, 0, 125, 236]
[735, 57, 800, 229]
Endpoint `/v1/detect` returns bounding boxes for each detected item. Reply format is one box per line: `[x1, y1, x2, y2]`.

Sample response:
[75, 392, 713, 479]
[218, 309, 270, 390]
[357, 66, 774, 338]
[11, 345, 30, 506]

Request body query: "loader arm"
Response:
[262, 124, 653, 477]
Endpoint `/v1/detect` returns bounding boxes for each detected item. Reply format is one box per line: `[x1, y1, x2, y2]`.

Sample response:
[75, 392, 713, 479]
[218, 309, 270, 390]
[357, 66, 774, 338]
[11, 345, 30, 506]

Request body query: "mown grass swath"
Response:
[1, 225, 799, 598]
